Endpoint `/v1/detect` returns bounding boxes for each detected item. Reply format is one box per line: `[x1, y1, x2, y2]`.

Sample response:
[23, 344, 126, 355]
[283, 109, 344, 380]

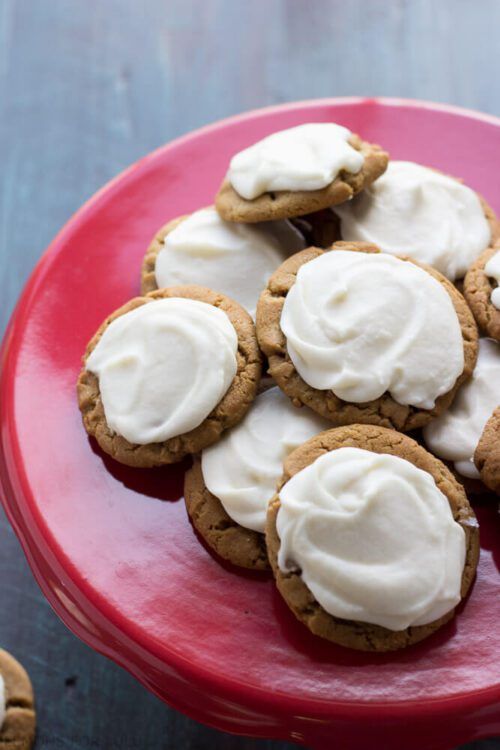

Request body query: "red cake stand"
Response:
[1, 99, 499, 750]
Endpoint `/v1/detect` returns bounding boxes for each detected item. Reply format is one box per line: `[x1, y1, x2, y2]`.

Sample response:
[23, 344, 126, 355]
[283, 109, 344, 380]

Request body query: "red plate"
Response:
[1, 98, 499, 750]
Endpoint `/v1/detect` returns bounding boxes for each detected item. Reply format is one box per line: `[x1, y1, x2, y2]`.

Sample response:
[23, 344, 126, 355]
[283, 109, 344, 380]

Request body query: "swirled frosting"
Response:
[280, 250, 464, 408]
[424, 338, 500, 478]
[228, 123, 364, 200]
[277, 447, 466, 631]
[335, 161, 491, 280]
[155, 207, 305, 318]
[484, 250, 500, 310]
[86, 298, 238, 445]
[201, 387, 329, 533]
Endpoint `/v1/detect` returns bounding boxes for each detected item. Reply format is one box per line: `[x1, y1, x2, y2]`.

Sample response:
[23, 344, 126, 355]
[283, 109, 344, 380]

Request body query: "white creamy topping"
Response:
[280, 250, 464, 409]
[484, 250, 500, 310]
[277, 447, 466, 631]
[201, 387, 329, 533]
[424, 338, 500, 478]
[228, 123, 364, 200]
[335, 161, 491, 280]
[155, 207, 305, 319]
[0, 675, 5, 728]
[86, 298, 238, 445]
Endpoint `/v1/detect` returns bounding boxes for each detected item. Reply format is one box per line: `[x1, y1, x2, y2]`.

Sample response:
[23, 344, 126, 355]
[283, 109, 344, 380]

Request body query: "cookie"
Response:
[266, 424, 479, 652]
[140, 206, 305, 318]
[474, 406, 500, 494]
[0, 649, 36, 750]
[215, 133, 388, 223]
[184, 456, 270, 570]
[184, 386, 329, 569]
[334, 161, 500, 281]
[77, 285, 261, 467]
[423, 337, 499, 487]
[464, 245, 500, 341]
[141, 215, 185, 295]
[256, 241, 478, 432]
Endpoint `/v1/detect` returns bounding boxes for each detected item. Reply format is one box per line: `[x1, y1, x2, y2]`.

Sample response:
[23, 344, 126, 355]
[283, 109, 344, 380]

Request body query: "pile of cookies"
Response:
[77, 122, 500, 652]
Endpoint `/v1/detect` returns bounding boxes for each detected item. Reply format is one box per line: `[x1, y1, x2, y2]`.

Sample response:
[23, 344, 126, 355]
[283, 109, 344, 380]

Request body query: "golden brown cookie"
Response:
[464, 245, 500, 341]
[256, 241, 478, 432]
[474, 406, 500, 495]
[77, 285, 262, 467]
[0, 649, 36, 750]
[215, 134, 388, 223]
[266, 424, 479, 652]
[332, 178, 500, 279]
[141, 215, 186, 295]
[184, 457, 270, 570]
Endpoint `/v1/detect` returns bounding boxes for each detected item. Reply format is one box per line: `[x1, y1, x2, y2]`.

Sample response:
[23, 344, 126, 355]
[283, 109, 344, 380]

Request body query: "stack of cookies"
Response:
[78, 122, 500, 652]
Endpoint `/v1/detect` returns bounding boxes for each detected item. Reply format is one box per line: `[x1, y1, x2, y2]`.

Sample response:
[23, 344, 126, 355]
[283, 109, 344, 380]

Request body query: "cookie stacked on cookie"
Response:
[78, 120, 499, 651]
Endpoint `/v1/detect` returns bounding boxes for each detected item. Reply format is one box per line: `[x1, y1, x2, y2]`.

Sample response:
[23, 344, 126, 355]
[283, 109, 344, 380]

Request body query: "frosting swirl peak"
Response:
[277, 447, 466, 631]
[280, 249, 464, 408]
[86, 298, 238, 445]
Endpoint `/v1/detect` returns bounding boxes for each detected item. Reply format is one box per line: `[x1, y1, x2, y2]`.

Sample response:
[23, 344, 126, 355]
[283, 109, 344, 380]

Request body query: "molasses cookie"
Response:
[0, 649, 36, 750]
[184, 387, 329, 569]
[424, 338, 500, 485]
[266, 424, 479, 651]
[463, 245, 500, 341]
[474, 405, 500, 495]
[256, 242, 477, 432]
[216, 123, 388, 223]
[141, 206, 305, 318]
[334, 161, 499, 281]
[78, 285, 261, 467]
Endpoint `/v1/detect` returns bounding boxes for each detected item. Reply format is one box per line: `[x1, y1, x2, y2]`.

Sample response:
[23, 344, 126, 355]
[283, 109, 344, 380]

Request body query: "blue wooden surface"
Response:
[0, 1, 499, 747]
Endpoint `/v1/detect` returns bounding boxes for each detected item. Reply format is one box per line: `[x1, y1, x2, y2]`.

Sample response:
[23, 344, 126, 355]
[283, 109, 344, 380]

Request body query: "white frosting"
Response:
[86, 298, 238, 445]
[201, 387, 329, 533]
[228, 123, 364, 200]
[277, 447, 466, 631]
[335, 161, 491, 280]
[0, 675, 5, 728]
[484, 250, 500, 310]
[280, 250, 464, 409]
[424, 338, 500, 478]
[155, 207, 305, 318]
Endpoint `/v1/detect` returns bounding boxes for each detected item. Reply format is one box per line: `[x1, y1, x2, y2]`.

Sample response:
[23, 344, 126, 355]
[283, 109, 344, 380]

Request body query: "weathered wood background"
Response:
[0, 1, 499, 747]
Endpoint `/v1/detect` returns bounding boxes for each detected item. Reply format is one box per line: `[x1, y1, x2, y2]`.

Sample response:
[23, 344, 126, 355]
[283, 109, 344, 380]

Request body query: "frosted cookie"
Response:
[463, 246, 500, 341]
[423, 338, 499, 486]
[256, 242, 477, 432]
[141, 206, 305, 319]
[334, 161, 498, 281]
[0, 649, 36, 749]
[266, 424, 479, 651]
[77, 286, 261, 467]
[216, 123, 388, 223]
[475, 406, 500, 494]
[184, 387, 329, 569]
